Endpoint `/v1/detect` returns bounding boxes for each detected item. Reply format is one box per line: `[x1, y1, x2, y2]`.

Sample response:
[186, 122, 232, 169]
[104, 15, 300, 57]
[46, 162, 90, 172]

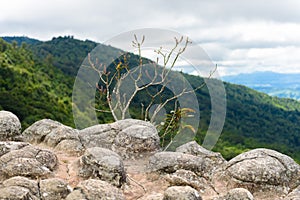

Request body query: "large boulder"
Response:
[112, 121, 160, 159]
[148, 152, 204, 176]
[163, 186, 202, 200]
[79, 147, 126, 187]
[39, 178, 71, 200]
[21, 119, 83, 154]
[0, 143, 57, 179]
[0, 111, 21, 141]
[215, 188, 254, 200]
[79, 119, 161, 159]
[79, 124, 118, 149]
[0, 176, 40, 200]
[65, 179, 125, 200]
[223, 148, 300, 194]
[165, 169, 210, 192]
[176, 141, 226, 177]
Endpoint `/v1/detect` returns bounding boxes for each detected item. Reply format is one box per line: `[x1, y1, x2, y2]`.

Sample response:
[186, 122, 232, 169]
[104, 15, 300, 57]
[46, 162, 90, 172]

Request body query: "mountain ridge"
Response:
[1, 36, 300, 161]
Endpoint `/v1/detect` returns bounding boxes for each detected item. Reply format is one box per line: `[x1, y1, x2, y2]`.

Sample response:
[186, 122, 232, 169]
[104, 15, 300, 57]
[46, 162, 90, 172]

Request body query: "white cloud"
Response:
[1, 0, 300, 76]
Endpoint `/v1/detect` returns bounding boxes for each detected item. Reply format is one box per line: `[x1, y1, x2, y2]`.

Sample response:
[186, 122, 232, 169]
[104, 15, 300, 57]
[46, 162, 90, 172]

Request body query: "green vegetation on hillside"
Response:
[0, 38, 74, 128]
[1, 36, 300, 162]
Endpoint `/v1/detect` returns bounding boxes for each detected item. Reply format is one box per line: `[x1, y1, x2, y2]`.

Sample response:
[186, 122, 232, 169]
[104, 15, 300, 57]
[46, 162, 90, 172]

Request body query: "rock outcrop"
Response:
[0, 111, 300, 200]
[0, 142, 57, 179]
[79, 147, 126, 187]
[0, 110, 21, 141]
[163, 186, 202, 200]
[65, 179, 125, 200]
[215, 188, 254, 200]
[21, 119, 84, 154]
[220, 148, 300, 195]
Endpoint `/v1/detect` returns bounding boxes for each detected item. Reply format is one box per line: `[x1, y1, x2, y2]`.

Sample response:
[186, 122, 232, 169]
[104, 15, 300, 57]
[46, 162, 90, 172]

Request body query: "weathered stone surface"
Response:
[165, 169, 208, 191]
[40, 178, 71, 200]
[21, 119, 84, 154]
[0, 144, 57, 178]
[176, 141, 226, 177]
[66, 179, 125, 200]
[2, 176, 40, 199]
[140, 193, 164, 200]
[0, 186, 33, 200]
[0, 110, 21, 141]
[79, 124, 117, 149]
[79, 119, 160, 159]
[148, 152, 204, 175]
[112, 123, 160, 159]
[163, 186, 202, 200]
[284, 185, 300, 200]
[215, 188, 254, 200]
[224, 148, 300, 193]
[0, 141, 29, 157]
[55, 139, 84, 154]
[79, 147, 126, 187]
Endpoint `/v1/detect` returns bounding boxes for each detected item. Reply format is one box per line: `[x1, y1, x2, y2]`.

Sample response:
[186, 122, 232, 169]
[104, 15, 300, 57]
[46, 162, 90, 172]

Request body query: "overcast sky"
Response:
[1, 0, 300, 76]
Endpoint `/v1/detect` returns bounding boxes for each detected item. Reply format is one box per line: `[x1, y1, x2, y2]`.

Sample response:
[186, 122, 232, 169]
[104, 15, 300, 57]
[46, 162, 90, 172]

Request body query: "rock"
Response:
[112, 123, 160, 159]
[65, 179, 125, 200]
[176, 141, 226, 177]
[284, 185, 300, 200]
[79, 147, 126, 187]
[79, 119, 160, 159]
[0, 186, 33, 200]
[40, 178, 71, 200]
[215, 188, 254, 200]
[148, 152, 204, 175]
[0, 144, 57, 179]
[0, 110, 21, 141]
[165, 169, 209, 192]
[55, 139, 84, 154]
[140, 193, 164, 200]
[163, 186, 202, 200]
[2, 176, 40, 199]
[0, 141, 29, 157]
[224, 148, 300, 194]
[79, 124, 117, 149]
[21, 119, 83, 154]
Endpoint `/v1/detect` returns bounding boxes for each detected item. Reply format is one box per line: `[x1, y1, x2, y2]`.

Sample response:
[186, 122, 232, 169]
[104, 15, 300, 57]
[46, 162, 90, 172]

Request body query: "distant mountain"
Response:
[222, 71, 300, 100]
[2, 36, 41, 46]
[2, 37, 300, 162]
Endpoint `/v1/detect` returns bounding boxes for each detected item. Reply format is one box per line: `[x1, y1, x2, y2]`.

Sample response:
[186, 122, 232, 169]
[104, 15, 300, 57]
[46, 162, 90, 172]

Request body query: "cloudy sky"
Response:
[1, 0, 300, 76]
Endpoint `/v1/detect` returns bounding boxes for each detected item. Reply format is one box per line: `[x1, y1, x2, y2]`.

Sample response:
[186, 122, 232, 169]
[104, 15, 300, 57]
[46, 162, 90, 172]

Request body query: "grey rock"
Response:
[165, 169, 208, 191]
[215, 188, 254, 200]
[21, 119, 83, 154]
[40, 178, 71, 200]
[0, 141, 29, 157]
[176, 141, 226, 177]
[0, 144, 57, 178]
[2, 176, 40, 199]
[163, 186, 202, 200]
[284, 186, 300, 200]
[79, 124, 117, 149]
[65, 179, 125, 200]
[224, 148, 300, 193]
[55, 139, 84, 154]
[0, 186, 32, 200]
[0, 111, 21, 141]
[112, 123, 160, 159]
[79, 147, 126, 187]
[148, 152, 204, 175]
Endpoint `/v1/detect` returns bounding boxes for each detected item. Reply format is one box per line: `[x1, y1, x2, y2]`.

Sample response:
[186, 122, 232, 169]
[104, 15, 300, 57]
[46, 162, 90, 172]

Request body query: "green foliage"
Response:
[2, 36, 300, 162]
[0, 39, 74, 129]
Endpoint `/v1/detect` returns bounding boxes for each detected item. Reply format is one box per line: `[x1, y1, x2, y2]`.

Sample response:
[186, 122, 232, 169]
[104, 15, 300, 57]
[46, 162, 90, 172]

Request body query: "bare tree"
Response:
[88, 35, 216, 147]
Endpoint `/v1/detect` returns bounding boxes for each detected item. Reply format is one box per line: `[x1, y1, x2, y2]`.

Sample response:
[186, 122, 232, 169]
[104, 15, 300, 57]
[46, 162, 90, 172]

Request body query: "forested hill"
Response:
[1, 36, 300, 162]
